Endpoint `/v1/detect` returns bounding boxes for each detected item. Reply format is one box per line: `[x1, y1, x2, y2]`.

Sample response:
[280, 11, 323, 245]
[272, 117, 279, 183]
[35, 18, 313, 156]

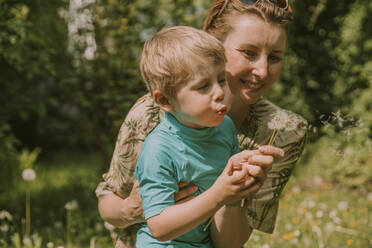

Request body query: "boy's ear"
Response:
[153, 90, 173, 112]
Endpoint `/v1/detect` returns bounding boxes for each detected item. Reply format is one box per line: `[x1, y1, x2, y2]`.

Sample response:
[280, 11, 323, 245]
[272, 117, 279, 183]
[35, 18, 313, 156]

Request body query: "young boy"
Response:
[134, 26, 252, 248]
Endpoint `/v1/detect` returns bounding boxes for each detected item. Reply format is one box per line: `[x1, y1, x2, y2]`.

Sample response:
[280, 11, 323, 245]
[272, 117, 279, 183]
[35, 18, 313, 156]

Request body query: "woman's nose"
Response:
[252, 56, 268, 80]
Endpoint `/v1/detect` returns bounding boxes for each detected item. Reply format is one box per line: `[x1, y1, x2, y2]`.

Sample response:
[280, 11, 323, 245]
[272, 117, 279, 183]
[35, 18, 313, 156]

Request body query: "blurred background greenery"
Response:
[0, 0, 371, 247]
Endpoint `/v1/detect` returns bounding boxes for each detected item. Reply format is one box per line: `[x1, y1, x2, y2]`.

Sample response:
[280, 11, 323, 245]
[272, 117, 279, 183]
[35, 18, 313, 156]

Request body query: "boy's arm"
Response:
[147, 159, 254, 241]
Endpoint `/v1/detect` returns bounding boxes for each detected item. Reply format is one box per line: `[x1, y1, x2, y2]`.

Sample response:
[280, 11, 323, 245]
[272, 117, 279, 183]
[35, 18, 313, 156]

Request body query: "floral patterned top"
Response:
[96, 93, 307, 248]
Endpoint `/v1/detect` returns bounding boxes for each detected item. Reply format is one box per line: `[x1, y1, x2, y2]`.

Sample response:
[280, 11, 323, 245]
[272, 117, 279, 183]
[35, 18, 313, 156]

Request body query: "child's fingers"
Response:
[245, 164, 266, 182]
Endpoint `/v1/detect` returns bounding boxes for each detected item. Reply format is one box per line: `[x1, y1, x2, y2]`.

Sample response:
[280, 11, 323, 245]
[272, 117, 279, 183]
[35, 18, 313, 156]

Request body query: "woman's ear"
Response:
[153, 90, 173, 112]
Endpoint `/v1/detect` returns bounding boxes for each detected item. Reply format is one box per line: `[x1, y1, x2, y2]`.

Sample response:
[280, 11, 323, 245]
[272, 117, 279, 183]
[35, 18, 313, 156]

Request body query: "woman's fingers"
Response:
[174, 183, 198, 203]
[259, 145, 284, 158]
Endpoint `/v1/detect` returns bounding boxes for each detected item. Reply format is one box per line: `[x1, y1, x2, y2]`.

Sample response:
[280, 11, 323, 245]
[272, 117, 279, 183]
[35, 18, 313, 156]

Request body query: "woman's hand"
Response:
[175, 182, 198, 204]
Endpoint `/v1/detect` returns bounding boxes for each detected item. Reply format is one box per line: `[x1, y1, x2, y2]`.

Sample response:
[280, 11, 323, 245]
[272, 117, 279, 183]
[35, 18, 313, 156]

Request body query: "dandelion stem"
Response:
[203, 217, 214, 232]
[66, 209, 71, 248]
[25, 186, 31, 237]
[268, 129, 278, 145]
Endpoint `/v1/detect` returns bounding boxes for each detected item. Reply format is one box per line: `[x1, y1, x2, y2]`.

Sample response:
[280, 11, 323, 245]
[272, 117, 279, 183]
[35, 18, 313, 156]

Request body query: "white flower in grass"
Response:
[294, 230, 301, 237]
[0, 210, 12, 220]
[64, 200, 78, 210]
[337, 201, 348, 211]
[0, 224, 9, 232]
[316, 210, 324, 218]
[46, 242, 54, 248]
[23, 236, 32, 246]
[104, 221, 115, 231]
[22, 168, 36, 181]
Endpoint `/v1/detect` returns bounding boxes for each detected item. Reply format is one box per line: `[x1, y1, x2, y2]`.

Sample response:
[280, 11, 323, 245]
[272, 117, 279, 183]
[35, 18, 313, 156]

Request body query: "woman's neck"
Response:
[228, 96, 250, 131]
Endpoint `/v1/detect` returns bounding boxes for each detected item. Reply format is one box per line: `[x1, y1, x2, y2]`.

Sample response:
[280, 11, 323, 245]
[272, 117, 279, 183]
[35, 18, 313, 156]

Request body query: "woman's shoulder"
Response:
[121, 93, 165, 137]
[251, 98, 308, 146]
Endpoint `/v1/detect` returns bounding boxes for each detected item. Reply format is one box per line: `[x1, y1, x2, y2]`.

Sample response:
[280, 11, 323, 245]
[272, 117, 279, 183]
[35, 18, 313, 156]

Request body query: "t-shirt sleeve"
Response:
[134, 140, 178, 220]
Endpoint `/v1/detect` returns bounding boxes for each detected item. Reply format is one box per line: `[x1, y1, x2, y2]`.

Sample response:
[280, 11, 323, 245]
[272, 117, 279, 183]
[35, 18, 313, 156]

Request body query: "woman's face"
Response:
[223, 14, 287, 105]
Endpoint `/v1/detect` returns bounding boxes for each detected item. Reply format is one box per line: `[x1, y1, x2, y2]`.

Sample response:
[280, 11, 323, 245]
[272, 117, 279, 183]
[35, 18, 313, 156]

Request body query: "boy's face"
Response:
[169, 63, 232, 129]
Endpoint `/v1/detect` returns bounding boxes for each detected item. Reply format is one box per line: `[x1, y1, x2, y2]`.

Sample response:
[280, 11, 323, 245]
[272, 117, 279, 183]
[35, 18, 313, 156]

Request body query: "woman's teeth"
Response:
[242, 80, 262, 89]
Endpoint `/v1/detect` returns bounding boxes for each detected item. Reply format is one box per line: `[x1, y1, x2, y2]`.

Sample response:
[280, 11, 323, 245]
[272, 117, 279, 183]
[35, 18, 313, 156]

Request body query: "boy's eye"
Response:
[218, 78, 226, 86]
[196, 83, 210, 91]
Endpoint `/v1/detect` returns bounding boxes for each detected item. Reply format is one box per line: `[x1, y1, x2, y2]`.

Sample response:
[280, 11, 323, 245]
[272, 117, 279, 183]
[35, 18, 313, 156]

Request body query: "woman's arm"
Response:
[98, 181, 144, 229]
[98, 181, 199, 229]
[211, 206, 253, 248]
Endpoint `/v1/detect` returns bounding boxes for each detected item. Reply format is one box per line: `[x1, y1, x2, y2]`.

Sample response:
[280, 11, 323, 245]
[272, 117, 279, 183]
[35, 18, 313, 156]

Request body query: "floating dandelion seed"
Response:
[22, 168, 36, 181]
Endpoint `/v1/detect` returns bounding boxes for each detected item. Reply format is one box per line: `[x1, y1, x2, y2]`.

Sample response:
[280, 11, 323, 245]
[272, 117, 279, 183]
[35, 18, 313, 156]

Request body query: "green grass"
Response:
[1, 152, 371, 247]
[244, 161, 372, 248]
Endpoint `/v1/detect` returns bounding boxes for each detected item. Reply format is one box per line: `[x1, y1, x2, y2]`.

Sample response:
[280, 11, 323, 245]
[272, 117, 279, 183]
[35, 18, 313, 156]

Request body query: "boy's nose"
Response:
[214, 83, 225, 102]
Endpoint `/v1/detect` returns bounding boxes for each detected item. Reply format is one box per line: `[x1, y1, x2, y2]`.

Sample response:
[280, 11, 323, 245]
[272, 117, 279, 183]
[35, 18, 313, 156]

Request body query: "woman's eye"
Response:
[243, 50, 256, 59]
[269, 55, 282, 63]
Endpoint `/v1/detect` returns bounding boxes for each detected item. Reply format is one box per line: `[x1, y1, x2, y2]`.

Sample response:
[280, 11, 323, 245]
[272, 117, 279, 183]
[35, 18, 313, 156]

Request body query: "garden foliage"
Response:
[0, 0, 371, 189]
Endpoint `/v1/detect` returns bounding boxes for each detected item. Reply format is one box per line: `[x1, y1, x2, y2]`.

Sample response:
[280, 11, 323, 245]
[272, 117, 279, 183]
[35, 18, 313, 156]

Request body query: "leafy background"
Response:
[0, 0, 371, 247]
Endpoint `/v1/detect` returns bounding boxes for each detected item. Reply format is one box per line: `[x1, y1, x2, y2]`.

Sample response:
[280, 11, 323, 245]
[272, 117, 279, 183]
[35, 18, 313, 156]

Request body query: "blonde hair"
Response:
[140, 26, 226, 98]
[204, 0, 293, 42]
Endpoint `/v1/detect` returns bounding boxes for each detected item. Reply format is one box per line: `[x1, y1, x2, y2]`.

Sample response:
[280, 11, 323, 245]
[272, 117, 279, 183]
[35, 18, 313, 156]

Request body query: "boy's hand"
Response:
[211, 146, 284, 206]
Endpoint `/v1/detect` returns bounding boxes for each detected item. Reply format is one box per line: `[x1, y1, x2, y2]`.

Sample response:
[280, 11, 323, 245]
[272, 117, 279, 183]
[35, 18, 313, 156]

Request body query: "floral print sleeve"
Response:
[95, 93, 164, 199]
[239, 98, 308, 233]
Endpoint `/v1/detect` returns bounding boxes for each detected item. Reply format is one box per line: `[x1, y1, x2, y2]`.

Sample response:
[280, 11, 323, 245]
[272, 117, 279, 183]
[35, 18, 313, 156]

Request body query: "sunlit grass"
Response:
[244, 161, 371, 248]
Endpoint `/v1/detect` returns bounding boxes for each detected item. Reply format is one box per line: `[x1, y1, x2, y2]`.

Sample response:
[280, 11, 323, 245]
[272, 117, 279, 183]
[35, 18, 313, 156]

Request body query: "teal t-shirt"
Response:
[134, 112, 240, 248]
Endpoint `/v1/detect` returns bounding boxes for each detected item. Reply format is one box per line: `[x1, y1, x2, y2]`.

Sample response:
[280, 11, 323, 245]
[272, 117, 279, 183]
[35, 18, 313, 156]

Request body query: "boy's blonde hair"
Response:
[140, 26, 226, 98]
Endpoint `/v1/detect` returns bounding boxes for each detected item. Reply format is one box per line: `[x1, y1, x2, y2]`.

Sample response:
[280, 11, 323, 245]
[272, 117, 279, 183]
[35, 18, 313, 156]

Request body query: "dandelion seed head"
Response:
[325, 222, 335, 232]
[46, 242, 54, 248]
[23, 237, 32, 245]
[291, 186, 301, 194]
[104, 221, 115, 231]
[252, 234, 260, 241]
[65, 200, 78, 210]
[22, 168, 36, 181]
[0, 224, 9, 232]
[268, 111, 291, 131]
[307, 200, 316, 208]
[316, 210, 324, 218]
[0, 210, 12, 220]
[337, 201, 348, 211]
[329, 210, 338, 218]
[54, 221, 63, 229]
[367, 193, 372, 201]
[262, 244, 270, 248]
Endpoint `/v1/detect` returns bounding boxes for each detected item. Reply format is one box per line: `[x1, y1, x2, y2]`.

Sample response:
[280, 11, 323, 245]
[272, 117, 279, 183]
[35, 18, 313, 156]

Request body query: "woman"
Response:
[96, 0, 307, 247]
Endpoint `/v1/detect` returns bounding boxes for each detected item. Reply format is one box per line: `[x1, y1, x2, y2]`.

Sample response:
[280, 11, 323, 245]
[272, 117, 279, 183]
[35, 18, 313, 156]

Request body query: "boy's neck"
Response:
[228, 97, 250, 132]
